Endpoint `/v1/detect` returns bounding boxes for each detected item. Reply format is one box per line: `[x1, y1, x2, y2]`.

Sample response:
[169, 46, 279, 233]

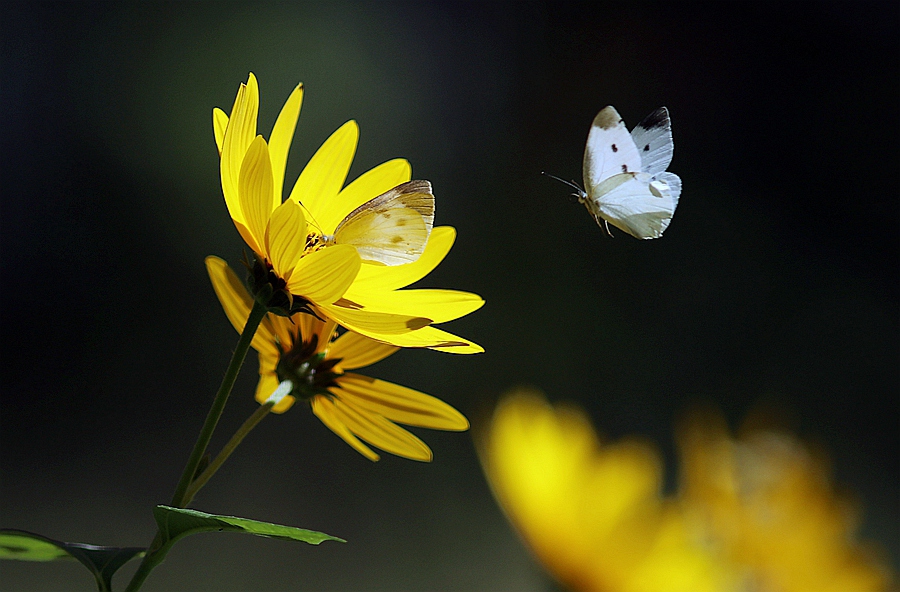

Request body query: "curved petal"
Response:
[337, 374, 469, 431]
[239, 136, 276, 254]
[205, 256, 279, 358]
[221, 73, 260, 227]
[352, 226, 456, 292]
[213, 107, 228, 155]
[268, 83, 304, 201]
[328, 331, 398, 370]
[265, 200, 307, 280]
[285, 244, 361, 305]
[312, 396, 380, 461]
[319, 158, 412, 234]
[288, 120, 359, 225]
[345, 323, 483, 353]
[319, 303, 431, 336]
[341, 288, 484, 324]
[327, 395, 433, 461]
[253, 364, 295, 413]
[232, 218, 264, 261]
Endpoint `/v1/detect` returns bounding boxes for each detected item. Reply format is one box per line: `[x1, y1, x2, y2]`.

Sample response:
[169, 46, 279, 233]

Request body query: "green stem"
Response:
[124, 299, 268, 592]
[182, 402, 274, 506]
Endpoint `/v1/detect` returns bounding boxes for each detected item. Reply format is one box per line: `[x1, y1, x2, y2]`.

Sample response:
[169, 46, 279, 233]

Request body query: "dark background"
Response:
[2, 2, 897, 590]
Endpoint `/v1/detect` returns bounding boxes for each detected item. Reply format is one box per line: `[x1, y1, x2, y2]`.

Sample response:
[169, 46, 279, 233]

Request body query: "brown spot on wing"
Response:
[592, 106, 623, 130]
[611, 144, 618, 152]
[391, 235, 404, 244]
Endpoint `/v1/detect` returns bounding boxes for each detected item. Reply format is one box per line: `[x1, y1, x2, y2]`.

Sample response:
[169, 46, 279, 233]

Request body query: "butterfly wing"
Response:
[629, 107, 674, 177]
[582, 106, 643, 195]
[587, 173, 677, 239]
[333, 180, 435, 266]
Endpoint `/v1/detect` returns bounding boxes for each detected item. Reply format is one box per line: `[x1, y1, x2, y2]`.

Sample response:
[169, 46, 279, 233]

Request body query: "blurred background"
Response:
[2, 2, 897, 590]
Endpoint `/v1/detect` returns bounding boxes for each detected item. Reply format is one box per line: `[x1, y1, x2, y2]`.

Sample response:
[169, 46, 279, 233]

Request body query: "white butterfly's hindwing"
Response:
[629, 107, 674, 177]
[580, 105, 680, 239]
[582, 106, 643, 194]
[586, 174, 677, 240]
[332, 180, 435, 266]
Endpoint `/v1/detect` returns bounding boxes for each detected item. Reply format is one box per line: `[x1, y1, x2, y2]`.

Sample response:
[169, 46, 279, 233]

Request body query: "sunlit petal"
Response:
[220, 73, 259, 226]
[328, 396, 433, 462]
[328, 332, 398, 369]
[238, 136, 275, 254]
[337, 374, 469, 431]
[268, 83, 304, 201]
[213, 107, 228, 155]
[312, 396, 380, 461]
[265, 200, 307, 281]
[205, 256, 278, 358]
[285, 244, 360, 305]
[288, 120, 359, 222]
[341, 288, 484, 324]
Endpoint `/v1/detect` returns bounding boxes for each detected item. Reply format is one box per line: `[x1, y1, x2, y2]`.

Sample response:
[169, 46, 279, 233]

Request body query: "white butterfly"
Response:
[322, 180, 435, 265]
[556, 106, 681, 239]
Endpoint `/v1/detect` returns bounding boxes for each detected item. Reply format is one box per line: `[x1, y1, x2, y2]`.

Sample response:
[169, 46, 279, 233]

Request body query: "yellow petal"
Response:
[268, 83, 304, 201]
[265, 200, 307, 281]
[232, 219, 264, 260]
[319, 302, 431, 336]
[328, 331, 398, 369]
[285, 244, 361, 305]
[205, 256, 279, 358]
[319, 158, 412, 234]
[312, 396, 380, 461]
[287, 120, 359, 225]
[239, 136, 276, 254]
[337, 374, 469, 431]
[327, 395, 433, 461]
[221, 73, 260, 227]
[351, 226, 456, 292]
[341, 287, 484, 324]
[213, 107, 228, 155]
[324, 318, 482, 353]
[253, 355, 295, 413]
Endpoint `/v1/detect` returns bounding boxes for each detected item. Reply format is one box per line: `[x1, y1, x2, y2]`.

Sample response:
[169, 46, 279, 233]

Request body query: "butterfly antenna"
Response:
[541, 171, 586, 199]
[295, 200, 325, 235]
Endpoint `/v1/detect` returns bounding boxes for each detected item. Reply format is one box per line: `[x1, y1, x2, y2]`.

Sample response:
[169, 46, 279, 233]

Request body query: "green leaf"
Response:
[0, 529, 145, 591]
[153, 505, 346, 547]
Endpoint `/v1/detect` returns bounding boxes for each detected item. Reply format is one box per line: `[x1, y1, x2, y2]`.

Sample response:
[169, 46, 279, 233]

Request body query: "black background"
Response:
[2, 2, 897, 590]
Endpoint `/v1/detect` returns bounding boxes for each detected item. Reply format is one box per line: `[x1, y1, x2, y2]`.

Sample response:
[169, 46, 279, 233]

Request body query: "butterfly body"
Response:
[579, 106, 681, 239]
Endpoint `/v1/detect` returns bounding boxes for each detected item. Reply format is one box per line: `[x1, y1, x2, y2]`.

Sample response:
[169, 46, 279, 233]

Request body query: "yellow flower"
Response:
[479, 389, 729, 592]
[479, 390, 894, 592]
[678, 412, 893, 592]
[206, 256, 469, 462]
[213, 74, 484, 352]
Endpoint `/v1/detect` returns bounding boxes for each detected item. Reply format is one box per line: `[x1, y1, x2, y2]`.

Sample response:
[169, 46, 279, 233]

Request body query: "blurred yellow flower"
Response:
[206, 256, 469, 461]
[479, 389, 893, 592]
[213, 73, 483, 352]
[678, 412, 892, 592]
[480, 388, 730, 592]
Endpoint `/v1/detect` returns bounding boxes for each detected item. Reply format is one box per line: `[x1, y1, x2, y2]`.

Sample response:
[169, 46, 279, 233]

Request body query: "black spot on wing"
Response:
[636, 107, 669, 130]
[611, 144, 618, 152]
[643, 144, 650, 151]
[621, 164, 628, 172]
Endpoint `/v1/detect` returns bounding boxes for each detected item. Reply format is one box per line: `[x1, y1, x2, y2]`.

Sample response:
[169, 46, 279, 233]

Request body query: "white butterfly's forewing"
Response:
[629, 107, 674, 177]
[586, 173, 677, 239]
[332, 180, 435, 266]
[582, 106, 643, 194]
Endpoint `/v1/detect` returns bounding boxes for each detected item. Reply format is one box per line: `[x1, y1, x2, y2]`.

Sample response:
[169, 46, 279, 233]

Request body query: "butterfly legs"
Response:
[591, 213, 615, 238]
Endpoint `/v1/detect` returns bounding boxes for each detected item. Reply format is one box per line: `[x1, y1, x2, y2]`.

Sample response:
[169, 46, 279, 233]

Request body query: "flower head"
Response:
[214, 73, 483, 350]
[207, 256, 469, 461]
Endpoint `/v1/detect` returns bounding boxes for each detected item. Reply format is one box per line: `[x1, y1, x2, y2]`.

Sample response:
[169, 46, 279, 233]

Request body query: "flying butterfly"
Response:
[551, 106, 681, 239]
[322, 180, 435, 265]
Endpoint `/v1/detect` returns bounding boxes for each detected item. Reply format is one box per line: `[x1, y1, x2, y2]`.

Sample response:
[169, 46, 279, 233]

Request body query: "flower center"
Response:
[275, 334, 343, 401]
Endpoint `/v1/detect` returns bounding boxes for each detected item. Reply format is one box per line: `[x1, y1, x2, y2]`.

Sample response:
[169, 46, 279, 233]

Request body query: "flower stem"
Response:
[182, 402, 274, 506]
[124, 299, 268, 592]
